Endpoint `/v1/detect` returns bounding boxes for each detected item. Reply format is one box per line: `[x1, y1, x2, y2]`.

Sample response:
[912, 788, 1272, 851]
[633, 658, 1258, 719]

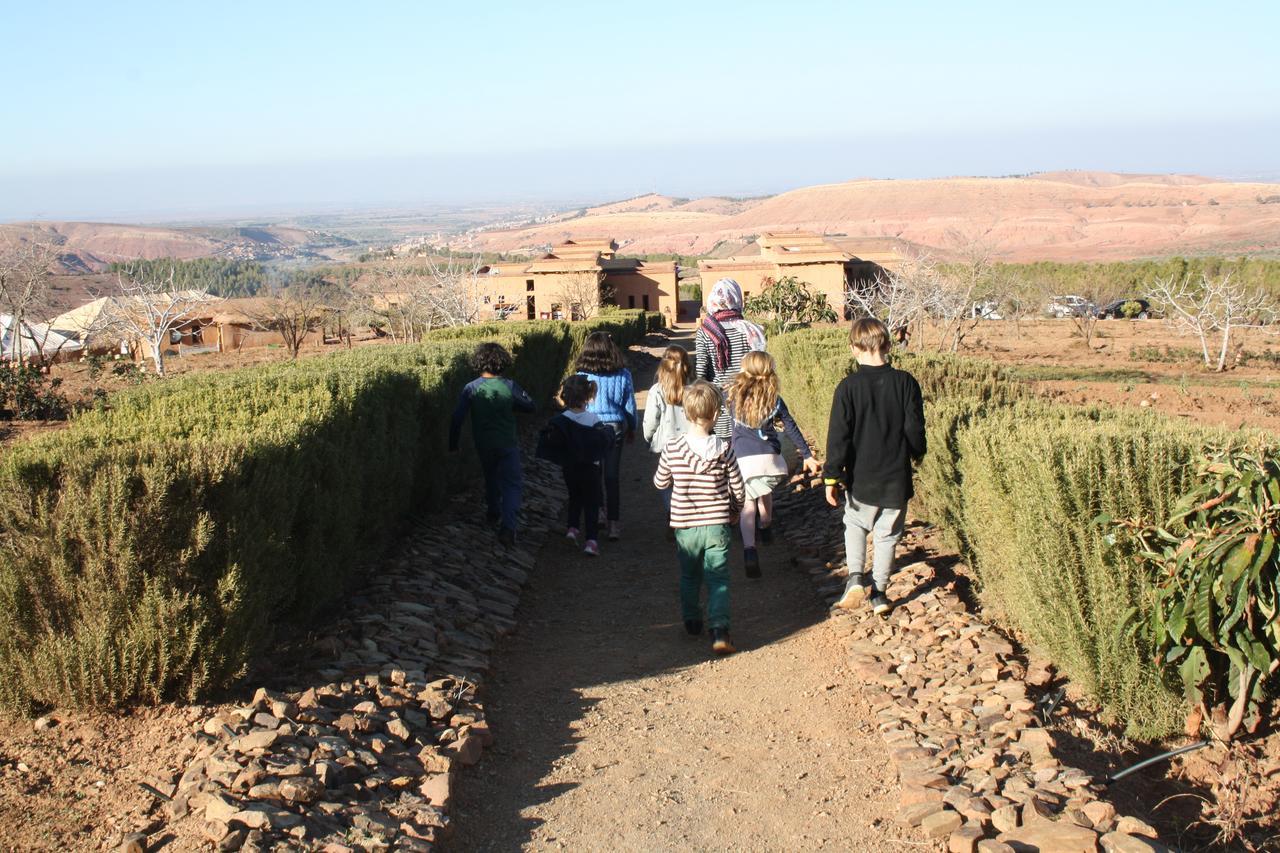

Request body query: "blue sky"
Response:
[3, 0, 1278, 220]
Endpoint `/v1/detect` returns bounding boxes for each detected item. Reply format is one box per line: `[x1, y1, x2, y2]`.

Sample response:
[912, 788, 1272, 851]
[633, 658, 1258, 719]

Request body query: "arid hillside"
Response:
[0, 221, 352, 272]
[469, 172, 1280, 261]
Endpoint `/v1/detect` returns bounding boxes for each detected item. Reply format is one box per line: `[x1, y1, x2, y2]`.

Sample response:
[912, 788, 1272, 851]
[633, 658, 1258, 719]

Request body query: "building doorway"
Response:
[642, 295, 650, 310]
[526, 294, 536, 320]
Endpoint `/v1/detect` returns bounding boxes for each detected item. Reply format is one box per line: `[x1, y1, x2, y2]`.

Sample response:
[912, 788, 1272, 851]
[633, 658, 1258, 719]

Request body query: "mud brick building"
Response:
[479, 238, 678, 323]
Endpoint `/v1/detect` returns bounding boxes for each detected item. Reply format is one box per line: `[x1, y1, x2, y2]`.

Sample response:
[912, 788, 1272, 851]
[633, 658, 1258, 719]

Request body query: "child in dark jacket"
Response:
[824, 318, 926, 616]
[539, 374, 615, 556]
[449, 342, 536, 546]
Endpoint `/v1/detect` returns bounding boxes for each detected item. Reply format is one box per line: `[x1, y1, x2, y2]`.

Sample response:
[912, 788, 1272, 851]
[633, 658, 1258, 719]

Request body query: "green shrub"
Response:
[0, 313, 652, 712]
[1111, 445, 1280, 739]
[770, 326, 1268, 738]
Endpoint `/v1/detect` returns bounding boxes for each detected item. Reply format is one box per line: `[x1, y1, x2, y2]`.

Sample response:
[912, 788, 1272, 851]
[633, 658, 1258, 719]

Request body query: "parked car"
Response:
[970, 301, 1003, 320]
[1046, 295, 1095, 318]
[1094, 298, 1151, 319]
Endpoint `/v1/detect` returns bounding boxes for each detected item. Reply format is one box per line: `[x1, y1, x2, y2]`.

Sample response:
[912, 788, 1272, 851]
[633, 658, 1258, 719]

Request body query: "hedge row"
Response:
[771, 328, 1270, 738]
[0, 312, 658, 712]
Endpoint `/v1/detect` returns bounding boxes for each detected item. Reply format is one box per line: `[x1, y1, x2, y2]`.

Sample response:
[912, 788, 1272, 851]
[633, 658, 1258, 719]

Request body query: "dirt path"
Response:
[450, 331, 903, 851]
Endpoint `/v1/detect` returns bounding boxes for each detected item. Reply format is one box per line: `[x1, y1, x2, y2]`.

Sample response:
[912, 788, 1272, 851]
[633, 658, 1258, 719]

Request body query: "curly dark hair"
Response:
[558, 374, 597, 409]
[471, 342, 513, 375]
[573, 331, 625, 375]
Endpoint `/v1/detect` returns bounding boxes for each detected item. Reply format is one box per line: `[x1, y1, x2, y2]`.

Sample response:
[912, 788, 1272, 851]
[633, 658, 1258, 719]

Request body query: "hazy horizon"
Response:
[4, 0, 1278, 223]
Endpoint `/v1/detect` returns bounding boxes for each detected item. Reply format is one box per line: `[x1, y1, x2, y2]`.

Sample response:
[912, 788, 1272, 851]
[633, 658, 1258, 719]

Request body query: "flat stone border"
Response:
[139, 443, 565, 852]
[775, 482, 1172, 853]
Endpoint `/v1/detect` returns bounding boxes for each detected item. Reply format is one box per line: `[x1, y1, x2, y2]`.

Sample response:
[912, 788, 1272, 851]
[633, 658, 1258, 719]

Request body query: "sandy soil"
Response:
[960, 319, 1280, 432]
[0, 706, 198, 850]
[448, 332, 904, 852]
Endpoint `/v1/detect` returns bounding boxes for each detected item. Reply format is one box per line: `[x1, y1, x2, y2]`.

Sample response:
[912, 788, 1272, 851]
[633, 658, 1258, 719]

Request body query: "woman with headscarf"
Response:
[696, 278, 767, 438]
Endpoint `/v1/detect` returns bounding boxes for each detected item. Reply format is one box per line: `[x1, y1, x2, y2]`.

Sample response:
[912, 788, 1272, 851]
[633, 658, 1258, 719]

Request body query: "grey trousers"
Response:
[842, 496, 905, 593]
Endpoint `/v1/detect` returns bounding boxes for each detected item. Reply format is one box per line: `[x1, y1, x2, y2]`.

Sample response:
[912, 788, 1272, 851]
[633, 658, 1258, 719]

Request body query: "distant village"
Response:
[2, 231, 903, 367]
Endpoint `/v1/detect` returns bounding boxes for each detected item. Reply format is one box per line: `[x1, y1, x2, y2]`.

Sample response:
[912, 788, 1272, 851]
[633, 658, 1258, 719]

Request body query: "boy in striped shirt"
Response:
[653, 380, 746, 655]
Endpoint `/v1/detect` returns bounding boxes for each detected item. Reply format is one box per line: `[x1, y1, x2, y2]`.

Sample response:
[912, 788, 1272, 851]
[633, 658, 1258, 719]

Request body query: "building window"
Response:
[526, 279, 535, 292]
[483, 295, 491, 304]
[628, 295, 636, 308]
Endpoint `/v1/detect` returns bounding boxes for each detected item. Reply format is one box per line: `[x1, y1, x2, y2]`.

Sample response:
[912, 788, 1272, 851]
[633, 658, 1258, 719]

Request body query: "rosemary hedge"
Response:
[771, 327, 1269, 738]
[0, 312, 655, 712]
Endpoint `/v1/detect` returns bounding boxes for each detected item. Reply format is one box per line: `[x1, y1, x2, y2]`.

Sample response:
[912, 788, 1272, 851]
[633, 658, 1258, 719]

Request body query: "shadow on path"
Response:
[448, 329, 903, 851]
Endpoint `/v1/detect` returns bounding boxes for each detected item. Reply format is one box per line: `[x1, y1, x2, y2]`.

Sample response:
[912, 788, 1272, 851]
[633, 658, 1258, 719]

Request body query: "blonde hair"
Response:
[682, 380, 723, 425]
[656, 345, 692, 406]
[849, 317, 892, 355]
[728, 350, 781, 428]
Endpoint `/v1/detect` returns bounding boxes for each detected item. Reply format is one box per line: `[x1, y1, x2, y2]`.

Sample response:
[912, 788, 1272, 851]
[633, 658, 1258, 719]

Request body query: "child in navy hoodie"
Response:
[538, 374, 615, 556]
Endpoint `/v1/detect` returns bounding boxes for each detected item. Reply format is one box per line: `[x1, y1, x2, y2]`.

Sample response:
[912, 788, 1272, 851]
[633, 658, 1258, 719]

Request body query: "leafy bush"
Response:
[1111, 446, 1279, 739]
[744, 276, 838, 333]
[771, 327, 1269, 737]
[0, 312, 652, 712]
[0, 363, 70, 420]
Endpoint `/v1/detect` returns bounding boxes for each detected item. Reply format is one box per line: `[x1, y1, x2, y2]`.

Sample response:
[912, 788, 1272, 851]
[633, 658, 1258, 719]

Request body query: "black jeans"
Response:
[564, 462, 602, 542]
[600, 422, 625, 521]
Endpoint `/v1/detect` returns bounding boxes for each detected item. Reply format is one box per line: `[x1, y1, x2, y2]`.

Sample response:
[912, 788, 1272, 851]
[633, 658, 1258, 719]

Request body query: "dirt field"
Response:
[958, 318, 1280, 432]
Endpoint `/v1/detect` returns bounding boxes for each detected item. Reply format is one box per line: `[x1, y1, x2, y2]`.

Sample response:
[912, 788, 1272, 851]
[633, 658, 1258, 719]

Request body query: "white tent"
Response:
[0, 314, 84, 361]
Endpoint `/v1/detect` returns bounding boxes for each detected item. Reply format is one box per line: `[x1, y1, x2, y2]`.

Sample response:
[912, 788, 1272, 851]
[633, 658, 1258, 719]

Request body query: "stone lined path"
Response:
[449, 331, 905, 851]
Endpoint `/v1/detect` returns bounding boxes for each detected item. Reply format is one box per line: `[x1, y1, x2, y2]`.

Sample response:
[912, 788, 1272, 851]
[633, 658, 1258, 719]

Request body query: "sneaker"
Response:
[607, 521, 621, 541]
[833, 574, 869, 610]
[870, 592, 892, 616]
[497, 528, 516, 547]
[583, 540, 600, 556]
[710, 628, 737, 655]
[758, 525, 774, 545]
[565, 527, 580, 546]
[684, 619, 703, 636]
[743, 547, 761, 579]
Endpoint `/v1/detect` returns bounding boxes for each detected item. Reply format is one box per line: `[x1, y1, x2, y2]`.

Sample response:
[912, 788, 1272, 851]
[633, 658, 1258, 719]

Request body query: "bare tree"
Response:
[244, 285, 329, 359]
[110, 265, 213, 376]
[934, 237, 996, 352]
[363, 244, 486, 341]
[846, 252, 938, 348]
[418, 241, 485, 327]
[1149, 272, 1278, 371]
[553, 270, 609, 320]
[0, 231, 63, 367]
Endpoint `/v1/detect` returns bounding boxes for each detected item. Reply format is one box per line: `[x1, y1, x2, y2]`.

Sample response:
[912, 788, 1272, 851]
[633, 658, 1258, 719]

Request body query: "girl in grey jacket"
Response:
[643, 345, 693, 509]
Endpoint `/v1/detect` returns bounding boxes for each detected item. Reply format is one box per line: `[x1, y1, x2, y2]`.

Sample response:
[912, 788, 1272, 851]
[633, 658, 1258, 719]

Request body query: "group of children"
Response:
[450, 315, 926, 657]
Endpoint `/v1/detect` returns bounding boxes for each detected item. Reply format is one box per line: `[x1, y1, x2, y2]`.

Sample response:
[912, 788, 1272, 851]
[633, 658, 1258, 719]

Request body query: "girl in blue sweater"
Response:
[575, 332, 637, 540]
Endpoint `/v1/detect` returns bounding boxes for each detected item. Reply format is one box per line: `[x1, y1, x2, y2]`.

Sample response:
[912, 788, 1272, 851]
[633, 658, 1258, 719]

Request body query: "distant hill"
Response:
[0, 221, 355, 272]
[467, 172, 1280, 261]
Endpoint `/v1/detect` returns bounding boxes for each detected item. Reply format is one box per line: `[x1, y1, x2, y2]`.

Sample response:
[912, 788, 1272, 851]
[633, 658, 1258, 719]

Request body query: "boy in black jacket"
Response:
[823, 318, 926, 615]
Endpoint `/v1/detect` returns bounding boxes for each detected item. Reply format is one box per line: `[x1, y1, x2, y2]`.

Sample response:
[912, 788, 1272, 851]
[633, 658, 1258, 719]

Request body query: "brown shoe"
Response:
[710, 628, 736, 655]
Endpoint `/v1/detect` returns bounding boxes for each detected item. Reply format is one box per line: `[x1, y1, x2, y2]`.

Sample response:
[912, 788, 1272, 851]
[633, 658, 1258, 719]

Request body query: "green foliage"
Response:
[988, 256, 1280, 300]
[744, 276, 838, 333]
[107, 258, 272, 298]
[1109, 446, 1280, 739]
[771, 326, 1269, 737]
[1120, 300, 1145, 319]
[0, 363, 69, 420]
[0, 312, 651, 712]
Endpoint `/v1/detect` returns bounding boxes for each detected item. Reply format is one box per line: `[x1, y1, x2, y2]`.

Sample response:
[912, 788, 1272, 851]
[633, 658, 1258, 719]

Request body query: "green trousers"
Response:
[674, 524, 732, 630]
